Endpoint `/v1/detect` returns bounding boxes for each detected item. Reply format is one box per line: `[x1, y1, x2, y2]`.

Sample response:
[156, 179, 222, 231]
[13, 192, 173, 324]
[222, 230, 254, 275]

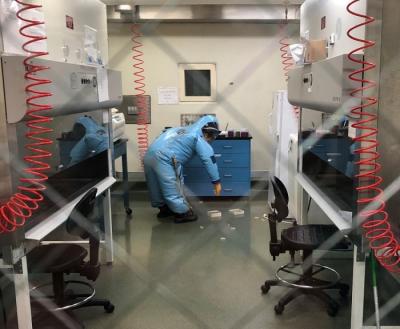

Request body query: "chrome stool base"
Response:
[31, 280, 96, 311]
[275, 262, 341, 289]
[261, 262, 349, 317]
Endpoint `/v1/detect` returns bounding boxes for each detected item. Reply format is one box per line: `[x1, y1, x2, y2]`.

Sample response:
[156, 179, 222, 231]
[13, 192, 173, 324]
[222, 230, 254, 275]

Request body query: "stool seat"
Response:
[282, 224, 347, 251]
[28, 244, 88, 273]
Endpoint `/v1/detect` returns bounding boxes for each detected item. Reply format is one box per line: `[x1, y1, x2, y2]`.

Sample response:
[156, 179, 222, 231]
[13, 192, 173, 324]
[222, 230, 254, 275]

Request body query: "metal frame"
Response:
[14, 257, 33, 329]
[107, 4, 301, 23]
[276, 262, 341, 289]
[30, 280, 96, 311]
[0, 54, 12, 203]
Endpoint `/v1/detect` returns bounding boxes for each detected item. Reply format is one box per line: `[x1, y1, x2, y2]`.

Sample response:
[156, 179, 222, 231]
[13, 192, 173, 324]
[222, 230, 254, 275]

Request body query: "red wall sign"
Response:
[321, 16, 326, 30]
[66, 15, 74, 30]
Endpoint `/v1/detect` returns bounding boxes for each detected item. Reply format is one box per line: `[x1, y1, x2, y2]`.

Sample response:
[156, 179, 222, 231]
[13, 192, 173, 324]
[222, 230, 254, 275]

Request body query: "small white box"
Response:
[229, 208, 245, 216]
[208, 210, 222, 219]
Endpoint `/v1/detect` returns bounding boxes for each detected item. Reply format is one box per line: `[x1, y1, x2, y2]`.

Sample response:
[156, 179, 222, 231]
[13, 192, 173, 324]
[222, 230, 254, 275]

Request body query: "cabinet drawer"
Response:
[220, 182, 250, 196]
[211, 140, 250, 154]
[216, 153, 249, 167]
[185, 153, 250, 168]
[184, 181, 250, 197]
[183, 167, 250, 183]
[219, 168, 250, 182]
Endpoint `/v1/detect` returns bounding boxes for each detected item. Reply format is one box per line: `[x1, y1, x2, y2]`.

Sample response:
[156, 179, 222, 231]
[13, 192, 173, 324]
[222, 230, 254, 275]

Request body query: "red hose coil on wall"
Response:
[278, 24, 300, 119]
[0, 1, 53, 234]
[132, 24, 149, 166]
[347, 0, 400, 272]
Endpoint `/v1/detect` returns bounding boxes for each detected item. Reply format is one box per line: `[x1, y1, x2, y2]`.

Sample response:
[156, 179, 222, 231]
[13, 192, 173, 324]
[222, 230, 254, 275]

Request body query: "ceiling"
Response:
[101, 0, 304, 5]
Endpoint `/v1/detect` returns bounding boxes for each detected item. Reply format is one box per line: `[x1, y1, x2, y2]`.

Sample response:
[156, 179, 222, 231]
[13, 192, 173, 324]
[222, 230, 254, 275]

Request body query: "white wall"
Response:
[43, 0, 109, 65]
[108, 22, 298, 174]
[0, 0, 108, 65]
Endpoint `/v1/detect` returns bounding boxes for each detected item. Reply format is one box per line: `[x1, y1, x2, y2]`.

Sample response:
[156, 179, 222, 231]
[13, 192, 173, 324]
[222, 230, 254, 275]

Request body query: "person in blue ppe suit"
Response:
[144, 115, 222, 223]
[69, 116, 108, 166]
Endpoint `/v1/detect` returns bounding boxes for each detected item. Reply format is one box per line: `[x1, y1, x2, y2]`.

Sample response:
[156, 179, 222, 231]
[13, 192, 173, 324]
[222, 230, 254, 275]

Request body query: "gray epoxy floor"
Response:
[75, 188, 352, 329]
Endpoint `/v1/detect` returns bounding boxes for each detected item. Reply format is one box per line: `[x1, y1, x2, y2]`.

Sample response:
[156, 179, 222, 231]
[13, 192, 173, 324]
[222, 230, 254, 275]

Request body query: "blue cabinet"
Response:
[183, 138, 251, 197]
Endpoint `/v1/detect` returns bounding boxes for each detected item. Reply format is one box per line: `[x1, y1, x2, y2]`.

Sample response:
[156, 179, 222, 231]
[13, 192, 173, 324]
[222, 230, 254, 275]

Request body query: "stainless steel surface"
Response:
[288, 54, 363, 114]
[107, 4, 300, 23]
[102, 0, 305, 4]
[377, 0, 400, 242]
[0, 56, 12, 202]
[1, 55, 122, 123]
[0, 22, 3, 53]
[107, 69, 123, 109]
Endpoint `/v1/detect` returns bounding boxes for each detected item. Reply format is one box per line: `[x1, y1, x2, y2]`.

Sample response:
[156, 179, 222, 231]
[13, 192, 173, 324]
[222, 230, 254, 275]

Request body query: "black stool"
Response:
[261, 176, 350, 316]
[28, 188, 114, 326]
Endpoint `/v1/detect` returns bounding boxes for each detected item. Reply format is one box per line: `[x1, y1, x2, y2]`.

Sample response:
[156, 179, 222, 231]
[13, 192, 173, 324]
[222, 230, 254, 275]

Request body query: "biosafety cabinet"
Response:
[0, 1, 123, 327]
[289, 0, 400, 328]
[288, 0, 382, 235]
[0, 0, 121, 247]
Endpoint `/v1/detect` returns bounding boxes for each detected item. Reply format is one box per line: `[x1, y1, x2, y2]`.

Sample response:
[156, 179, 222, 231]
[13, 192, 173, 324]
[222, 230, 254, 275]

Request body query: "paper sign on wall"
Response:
[158, 87, 178, 105]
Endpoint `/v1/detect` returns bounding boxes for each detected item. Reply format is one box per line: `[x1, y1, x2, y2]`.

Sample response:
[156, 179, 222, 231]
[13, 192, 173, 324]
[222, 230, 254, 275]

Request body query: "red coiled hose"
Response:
[0, 1, 53, 234]
[279, 30, 293, 81]
[278, 24, 300, 118]
[131, 24, 149, 166]
[347, 0, 400, 272]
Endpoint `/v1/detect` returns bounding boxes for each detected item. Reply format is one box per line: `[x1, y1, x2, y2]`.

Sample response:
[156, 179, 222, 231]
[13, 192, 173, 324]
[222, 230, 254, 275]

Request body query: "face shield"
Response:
[202, 122, 221, 142]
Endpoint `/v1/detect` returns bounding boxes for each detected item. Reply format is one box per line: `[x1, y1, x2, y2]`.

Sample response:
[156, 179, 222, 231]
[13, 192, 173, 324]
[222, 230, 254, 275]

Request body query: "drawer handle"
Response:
[223, 174, 233, 178]
[224, 188, 233, 192]
[215, 154, 222, 158]
[223, 145, 233, 149]
[224, 160, 233, 163]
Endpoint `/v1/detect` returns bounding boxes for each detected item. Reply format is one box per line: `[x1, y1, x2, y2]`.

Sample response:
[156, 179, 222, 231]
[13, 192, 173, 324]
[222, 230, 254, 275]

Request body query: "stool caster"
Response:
[261, 283, 270, 294]
[274, 303, 284, 315]
[104, 302, 115, 314]
[125, 208, 132, 216]
[327, 303, 338, 317]
[339, 286, 350, 298]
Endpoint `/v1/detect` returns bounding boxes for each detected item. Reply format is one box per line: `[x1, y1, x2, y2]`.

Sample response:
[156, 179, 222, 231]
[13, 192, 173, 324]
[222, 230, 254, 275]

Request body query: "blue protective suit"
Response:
[69, 116, 109, 166]
[144, 115, 220, 214]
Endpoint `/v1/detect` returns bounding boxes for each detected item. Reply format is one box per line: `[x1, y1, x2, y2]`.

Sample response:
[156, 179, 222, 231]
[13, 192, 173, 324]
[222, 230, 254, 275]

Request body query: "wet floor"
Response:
[75, 186, 352, 329]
